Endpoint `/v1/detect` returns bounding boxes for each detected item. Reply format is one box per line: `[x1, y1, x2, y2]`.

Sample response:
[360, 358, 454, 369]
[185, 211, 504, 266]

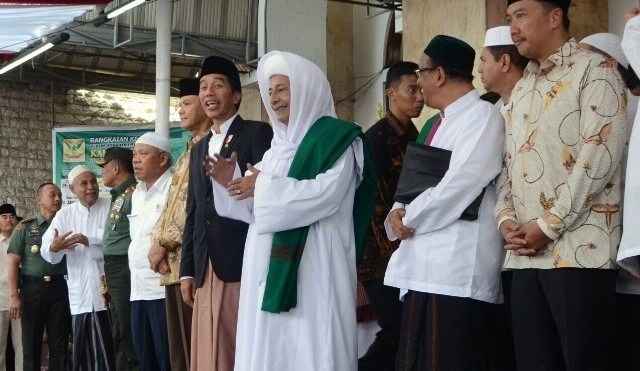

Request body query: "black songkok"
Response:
[199, 56, 241, 92]
[0, 203, 16, 216]
[179, 78, 200, 97]
[423, 35, 475, 75]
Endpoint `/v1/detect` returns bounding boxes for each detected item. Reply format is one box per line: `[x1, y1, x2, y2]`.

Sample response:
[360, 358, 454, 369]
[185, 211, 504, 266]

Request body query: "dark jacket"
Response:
[181, 115, 272, 286]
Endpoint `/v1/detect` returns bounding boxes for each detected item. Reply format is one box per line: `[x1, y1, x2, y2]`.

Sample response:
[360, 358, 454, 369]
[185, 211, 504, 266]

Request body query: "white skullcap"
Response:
[136, 132, 170, 153]
[67, 165, 92, 184]
[580, 33, 629, 70]
[262, 52, 290, 78]
[483, 26, 514, 47]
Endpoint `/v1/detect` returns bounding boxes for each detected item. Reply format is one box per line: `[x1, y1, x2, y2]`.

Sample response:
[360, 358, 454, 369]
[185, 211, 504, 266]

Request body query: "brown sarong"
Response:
[190, 262, 240, 371]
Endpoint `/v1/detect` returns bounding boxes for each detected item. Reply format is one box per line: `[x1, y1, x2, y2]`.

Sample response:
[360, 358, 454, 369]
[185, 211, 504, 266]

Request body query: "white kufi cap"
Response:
[136, 132, 170, 153]
[580, 33, 629, 70]
[67, 165, 92, 184]
[483, 26, 514, 47]
[262, 52, 290, 78]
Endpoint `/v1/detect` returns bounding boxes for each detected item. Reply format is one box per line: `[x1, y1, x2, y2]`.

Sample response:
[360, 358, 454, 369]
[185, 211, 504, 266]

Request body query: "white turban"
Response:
[483, 26, 514, 47]
[136, 132, 170, 153]
[580, 33, 629, 70]
[68, 165, 92, 184]
[262, 52, 290, 78]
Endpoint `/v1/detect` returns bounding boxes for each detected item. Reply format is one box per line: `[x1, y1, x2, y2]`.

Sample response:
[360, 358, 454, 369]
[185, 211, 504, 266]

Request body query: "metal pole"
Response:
[155, 0, 172, 138]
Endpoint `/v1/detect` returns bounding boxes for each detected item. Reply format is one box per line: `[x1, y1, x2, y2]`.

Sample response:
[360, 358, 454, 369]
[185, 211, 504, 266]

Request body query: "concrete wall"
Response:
[403, 0, 487, 129]
[610, 0, 636, 37]
[327, 1, 355, 122]
[264, 0, 328, 72]
[352, 7, 392, 130]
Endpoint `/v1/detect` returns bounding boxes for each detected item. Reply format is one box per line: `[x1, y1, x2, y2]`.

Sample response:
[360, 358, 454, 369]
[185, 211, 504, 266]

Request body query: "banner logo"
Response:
[62, 138, 85, 162]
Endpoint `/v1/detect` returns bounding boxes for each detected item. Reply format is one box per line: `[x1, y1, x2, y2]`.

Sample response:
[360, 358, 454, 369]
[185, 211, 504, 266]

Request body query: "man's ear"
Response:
[549, 7, 563, 30]
[501, 54, 512, 72]
[386, 87, 396, 102]
[435, 67, 446, 87]
[159, 152, 170, 167]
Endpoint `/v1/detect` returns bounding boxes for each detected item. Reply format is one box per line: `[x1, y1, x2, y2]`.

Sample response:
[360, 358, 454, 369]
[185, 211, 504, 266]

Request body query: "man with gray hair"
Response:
[129, 132, 173, 371]
[41, 165, 115, 370]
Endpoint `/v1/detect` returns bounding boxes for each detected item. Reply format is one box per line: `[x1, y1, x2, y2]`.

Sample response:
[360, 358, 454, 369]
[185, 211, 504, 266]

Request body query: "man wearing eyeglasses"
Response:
[0, 204, 22, 370]
[385, 35, 506, 370]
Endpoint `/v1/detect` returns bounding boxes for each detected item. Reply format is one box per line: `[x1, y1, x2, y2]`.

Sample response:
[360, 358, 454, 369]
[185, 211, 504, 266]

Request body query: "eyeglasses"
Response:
[415, 66, 438, 77]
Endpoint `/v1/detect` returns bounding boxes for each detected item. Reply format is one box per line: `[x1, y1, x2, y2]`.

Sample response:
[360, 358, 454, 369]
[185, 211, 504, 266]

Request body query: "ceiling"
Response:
[0, 0, 401, 96]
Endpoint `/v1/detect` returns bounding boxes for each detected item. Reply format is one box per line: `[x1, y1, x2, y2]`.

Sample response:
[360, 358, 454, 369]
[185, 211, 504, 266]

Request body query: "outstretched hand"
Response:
[204, 152, 237, 187]
[50, 229, 78, 252]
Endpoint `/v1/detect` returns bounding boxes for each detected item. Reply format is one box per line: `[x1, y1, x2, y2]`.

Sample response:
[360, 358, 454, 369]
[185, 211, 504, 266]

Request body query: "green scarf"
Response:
[261, 116, 377, 313]
[416, 113, 439, 144]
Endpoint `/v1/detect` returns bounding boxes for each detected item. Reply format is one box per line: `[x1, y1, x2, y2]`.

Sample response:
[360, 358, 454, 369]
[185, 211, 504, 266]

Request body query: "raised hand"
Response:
[204, 152, 238, 187]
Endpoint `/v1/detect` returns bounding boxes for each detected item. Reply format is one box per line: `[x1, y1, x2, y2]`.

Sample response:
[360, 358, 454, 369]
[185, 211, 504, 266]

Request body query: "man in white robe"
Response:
[205, 51, 375, 371]
[385, 35, 506, 370]
[41, 165, 115, 370]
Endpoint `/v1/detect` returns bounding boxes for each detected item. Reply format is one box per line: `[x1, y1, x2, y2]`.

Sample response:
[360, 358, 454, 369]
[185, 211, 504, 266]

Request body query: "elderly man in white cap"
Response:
[128, 132, 173, 371]
[478, 26, 529, 108]
[41, 165, 115, 371]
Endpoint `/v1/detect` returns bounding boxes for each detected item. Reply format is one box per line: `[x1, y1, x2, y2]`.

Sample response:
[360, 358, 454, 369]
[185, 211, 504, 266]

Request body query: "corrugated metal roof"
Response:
[0, 0, 259, 95]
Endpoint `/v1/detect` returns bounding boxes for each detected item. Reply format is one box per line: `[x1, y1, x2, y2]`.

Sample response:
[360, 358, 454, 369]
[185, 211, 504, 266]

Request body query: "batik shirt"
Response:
[495, 38, 627, 269]
[358, 112, 418, 281]
[151, 132, 207, 286]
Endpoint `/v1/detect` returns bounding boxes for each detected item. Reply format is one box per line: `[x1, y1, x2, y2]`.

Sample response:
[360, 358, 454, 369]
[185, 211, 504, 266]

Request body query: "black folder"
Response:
[394, 142, 485, 221]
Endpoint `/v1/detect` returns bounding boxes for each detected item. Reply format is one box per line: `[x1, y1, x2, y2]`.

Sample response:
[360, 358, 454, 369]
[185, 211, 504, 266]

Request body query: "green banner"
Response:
[53, 125, 189, 205]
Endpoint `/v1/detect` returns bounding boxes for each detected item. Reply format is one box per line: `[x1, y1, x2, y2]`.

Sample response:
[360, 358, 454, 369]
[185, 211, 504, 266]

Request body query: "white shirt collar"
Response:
[442, 90, 479, 119]
[211, 113, 238, 137]
[138, 169, 173, 193]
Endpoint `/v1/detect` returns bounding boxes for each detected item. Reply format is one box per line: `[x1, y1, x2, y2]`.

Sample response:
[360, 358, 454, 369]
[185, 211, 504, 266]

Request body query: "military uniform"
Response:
[8, 214, 70, 371]
[102, 175, 139, 371]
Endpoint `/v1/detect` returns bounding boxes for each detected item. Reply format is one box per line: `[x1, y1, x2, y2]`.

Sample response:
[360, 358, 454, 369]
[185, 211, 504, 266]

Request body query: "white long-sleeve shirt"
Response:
[384, 90, 506, 304]
[41, 198, 110, 315]
[0, 235, 11, 311]
[128, 170, 172, 301]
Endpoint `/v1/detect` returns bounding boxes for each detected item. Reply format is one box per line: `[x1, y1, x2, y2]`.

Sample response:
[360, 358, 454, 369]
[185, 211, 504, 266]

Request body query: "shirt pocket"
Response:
[421, 222, 459, 264]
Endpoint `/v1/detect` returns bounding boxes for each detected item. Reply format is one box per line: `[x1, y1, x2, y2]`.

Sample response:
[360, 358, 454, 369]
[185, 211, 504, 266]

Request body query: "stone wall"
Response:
[0, 80, 171, 217]
[0, 78, 266, 217]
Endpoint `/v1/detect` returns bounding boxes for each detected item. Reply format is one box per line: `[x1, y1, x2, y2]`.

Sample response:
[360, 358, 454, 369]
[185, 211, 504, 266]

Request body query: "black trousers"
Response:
[615, 292, 640, 371]
[396, 291, 506, 371]
[21, 279, 71, 371]
[359, 278, 403, 370]
[509, 268, 617, 371]
[104, 258, 139, 371]
[165, 283, 192, 371]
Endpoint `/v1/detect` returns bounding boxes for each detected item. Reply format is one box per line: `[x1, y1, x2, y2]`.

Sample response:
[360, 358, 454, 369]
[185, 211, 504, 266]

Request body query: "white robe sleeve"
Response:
[210, 162, 256, 224]
[40, 211, 70, 265]
[402, 109, 504, 235]
[623, 16, 640, 77]
[618, 15, 640, 273]
[253, 146, 356, 234]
